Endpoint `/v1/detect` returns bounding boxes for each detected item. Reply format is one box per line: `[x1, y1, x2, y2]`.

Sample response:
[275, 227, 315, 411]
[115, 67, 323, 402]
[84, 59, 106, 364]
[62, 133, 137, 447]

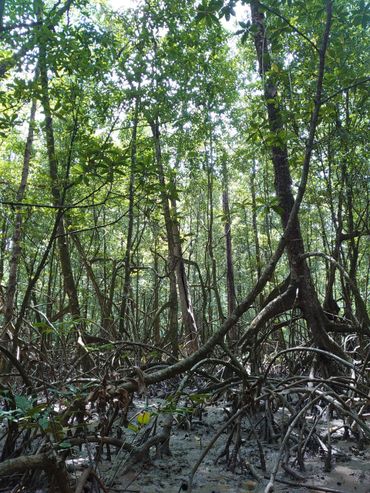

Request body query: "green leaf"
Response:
[38, 416, 50, 431]
[59, 441, 73, 449]
[241, 31, 249, 44]
[205, 13, 220, 27]
[27, 403, 48, 417]
[137, 411, 151, 425]
[209, 0, 223, 11]
[128, 423, 139, 433]
[189, 393, 210, 404]
[239, 21, 250, 29]
[15, 395, 33, 414]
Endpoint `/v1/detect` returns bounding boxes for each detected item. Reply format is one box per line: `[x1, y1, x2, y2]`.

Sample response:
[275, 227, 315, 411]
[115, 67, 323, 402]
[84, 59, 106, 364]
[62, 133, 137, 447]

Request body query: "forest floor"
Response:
[68, 398, 370, 493]
[1, 380, 370, 493]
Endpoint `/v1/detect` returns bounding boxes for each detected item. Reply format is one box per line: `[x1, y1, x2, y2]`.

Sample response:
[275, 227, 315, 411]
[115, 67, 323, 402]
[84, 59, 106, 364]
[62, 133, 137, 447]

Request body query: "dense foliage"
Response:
[0, 0, 369, 491]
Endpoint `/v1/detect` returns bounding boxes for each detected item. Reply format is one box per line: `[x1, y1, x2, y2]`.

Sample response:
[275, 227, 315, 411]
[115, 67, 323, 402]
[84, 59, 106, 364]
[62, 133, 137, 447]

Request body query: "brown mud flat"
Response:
[2, 401, 368, 493]
[95, 405, 370, 493]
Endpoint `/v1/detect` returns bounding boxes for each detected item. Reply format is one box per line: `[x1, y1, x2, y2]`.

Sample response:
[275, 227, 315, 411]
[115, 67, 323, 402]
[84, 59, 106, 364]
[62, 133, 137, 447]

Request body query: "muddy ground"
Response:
[78, 400, 370, 493]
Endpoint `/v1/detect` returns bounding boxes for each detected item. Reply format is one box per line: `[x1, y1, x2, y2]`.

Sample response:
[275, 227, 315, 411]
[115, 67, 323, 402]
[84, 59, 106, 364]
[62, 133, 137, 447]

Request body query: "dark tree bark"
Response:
[222, 158, 237, 340]
[341, 138, 370, 331]
[39, 46, 81, 323]
[3, 97, 36, 330]
[119, 100, 139, 338]
[36, 2, 91, 367]
[206, 146, 224, 326]
[0, 0, 5, 31]
[250, 160, 262, 280]
[150, 119, 198, 353]
[152, 234, 161, 346]
[71, 233, 115, 337]
[250, 0, 347, 361]
[0, 216, 7, 286]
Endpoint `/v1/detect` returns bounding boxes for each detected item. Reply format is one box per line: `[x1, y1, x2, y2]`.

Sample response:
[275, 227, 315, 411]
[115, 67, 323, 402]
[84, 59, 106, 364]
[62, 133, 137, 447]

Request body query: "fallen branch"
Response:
[0, 452, 72, 493]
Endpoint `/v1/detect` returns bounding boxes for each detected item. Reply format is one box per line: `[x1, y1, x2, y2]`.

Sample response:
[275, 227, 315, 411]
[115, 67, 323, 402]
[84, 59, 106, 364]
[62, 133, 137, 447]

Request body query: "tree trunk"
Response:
[71, 233, 113, 337]
[152, 236, 161, 346]
[222, 158, 237, 340]
[3, 97, 36, 330]
[250, 160, 262, 280]
[150, 119, 198, 353]
[39, 44, 81, 323]
[37, 3, 89, 366]
[119, 100, 139, 338]
[250, 0, 346, 361]
[206, 145, 224, 327]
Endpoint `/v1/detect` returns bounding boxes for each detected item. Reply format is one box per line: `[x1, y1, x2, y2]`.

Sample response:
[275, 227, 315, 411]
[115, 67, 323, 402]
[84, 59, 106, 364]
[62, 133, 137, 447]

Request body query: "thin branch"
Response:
[321, 77, 370, 104]
[55, 211, 129, 238]
[259, 1, 319, 52]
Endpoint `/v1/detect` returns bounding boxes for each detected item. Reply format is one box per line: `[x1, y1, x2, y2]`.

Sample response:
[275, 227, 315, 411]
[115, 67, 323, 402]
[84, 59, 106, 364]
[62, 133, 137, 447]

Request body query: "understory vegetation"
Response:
[0, 0, 369, 492]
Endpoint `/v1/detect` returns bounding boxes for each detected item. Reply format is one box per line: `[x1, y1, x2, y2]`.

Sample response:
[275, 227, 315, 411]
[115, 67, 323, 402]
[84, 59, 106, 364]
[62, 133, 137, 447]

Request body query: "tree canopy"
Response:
[0, 0, 369, 491]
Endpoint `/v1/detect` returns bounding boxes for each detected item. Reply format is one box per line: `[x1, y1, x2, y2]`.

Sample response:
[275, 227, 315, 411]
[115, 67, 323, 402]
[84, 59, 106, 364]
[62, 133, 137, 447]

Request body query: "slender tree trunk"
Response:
[3, 98, 36, 330]
[168, 268, 179, 358]
[152, 235, 161, 345]
[71, 233, 114, 337]
[37, 5, 90, 368]
[150, 119, 198, 353]
[250, 161, 262, 280]
[39, 45, 81, 322]
[222, 158, 237, 340]
[0, 0, 5, 31]
[0, 95, 36, 376]
[206, 146, 224, 327]
[119, 100, 138, 338]
[250, 0, 346, 361]
[249, 161, 263, 370]
[0, 216, 7, 286]
[323, 193, 343, 318]
[343, 165, 369, 330]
